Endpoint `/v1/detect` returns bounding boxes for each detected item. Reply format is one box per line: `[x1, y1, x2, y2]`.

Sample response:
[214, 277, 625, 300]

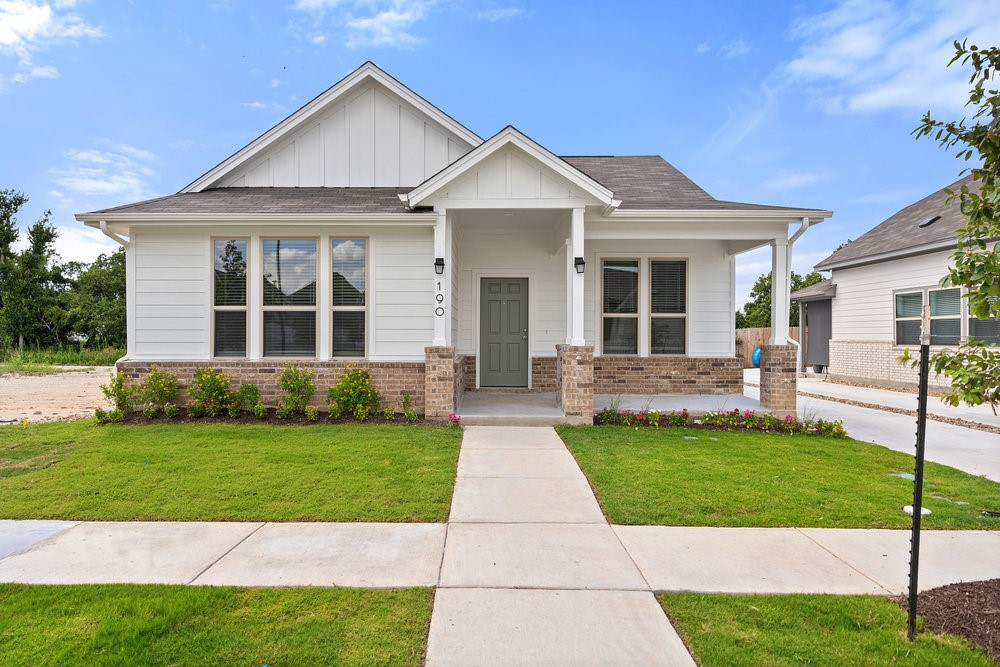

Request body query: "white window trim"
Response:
[892, 285, 966, 347]
[331, 237, 369, 359]
[649, 257, 688, 356]
[599, 257, 641, 356]
[597, 254, 689, 356]
[261, 236, 319, 359]
[211, 237, 249, 359]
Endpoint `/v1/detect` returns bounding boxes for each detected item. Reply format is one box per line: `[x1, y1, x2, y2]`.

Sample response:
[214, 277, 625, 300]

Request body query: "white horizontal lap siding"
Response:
[455, 225, 566, 356]
[830, 251, 953, 341]
[371, 230, 434, 359]
[132, 228, 210, 359]
[585, 240, 731, 357]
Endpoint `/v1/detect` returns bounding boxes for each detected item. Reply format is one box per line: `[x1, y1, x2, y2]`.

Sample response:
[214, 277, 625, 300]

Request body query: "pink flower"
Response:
[783, 414, 794, 423]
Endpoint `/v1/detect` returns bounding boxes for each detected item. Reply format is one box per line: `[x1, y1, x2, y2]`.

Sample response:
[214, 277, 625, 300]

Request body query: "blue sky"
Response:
[2, 0, 997, 306]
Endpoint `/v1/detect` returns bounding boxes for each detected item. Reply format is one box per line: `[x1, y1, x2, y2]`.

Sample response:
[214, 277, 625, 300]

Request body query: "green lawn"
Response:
[658, 592, 992, 666]
[0, 584, 430, 666]
[0, 421, 461, 522]
[558, 427, 1000, 529]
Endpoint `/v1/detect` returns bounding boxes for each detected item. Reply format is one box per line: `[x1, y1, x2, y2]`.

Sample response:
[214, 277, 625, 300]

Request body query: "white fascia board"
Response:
[601, 208, 832, 224]
[405, 127, 616, 207]
[816, 238, 959, 271]
[181, 62, 483, 194]
[77, 213, 438, 226]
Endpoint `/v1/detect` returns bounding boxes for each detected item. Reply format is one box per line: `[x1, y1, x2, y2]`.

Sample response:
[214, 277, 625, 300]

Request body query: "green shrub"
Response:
[94, 408, 108, 423]
[304, 406, 320, 422]
[404, 409, 418, 423]
[188, 368, 232, 417]
[279, 365, 315, 414]
[163, 403, 180, 419]
[598, 407, 618, 425]
[275, 403, 293, 420]
[187, 401, 206, 418]
[383, 406, 396, 421]
[329, 366, 380, 419]
[226, 402, 241, 419]
[101, 370, 136, 413]
[647, 410, 661, 427]
[107, 408, 124, 423]
[138, 365, 178, 411]
[252, 402, 267, 420]
[666, 409, 689, 427]
[142, 405, 157, 420]
[327, 402, 343, 421]
[231, 383, 260, 411]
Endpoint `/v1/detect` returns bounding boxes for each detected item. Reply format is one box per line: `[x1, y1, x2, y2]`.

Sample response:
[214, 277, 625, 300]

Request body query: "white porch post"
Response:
[769, 237, 789, 345]
[567, 207, 586, 346]
[433, 209, 450, 346]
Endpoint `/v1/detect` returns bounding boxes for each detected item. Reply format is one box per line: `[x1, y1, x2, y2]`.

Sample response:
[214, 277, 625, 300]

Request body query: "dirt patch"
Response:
[0, 368, 112, 425]
[896, 579, 1000, 662]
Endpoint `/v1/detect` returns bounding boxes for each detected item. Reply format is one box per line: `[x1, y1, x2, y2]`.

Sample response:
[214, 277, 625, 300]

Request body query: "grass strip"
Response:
[0, 583, 430, 666]
[0, 421, 461, 522]
[558, 426, 1000, 529]
[658, 592, 992, 666]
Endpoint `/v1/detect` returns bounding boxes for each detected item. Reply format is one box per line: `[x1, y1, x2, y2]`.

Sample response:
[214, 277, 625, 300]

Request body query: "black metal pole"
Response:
[907, 341, 930, 640]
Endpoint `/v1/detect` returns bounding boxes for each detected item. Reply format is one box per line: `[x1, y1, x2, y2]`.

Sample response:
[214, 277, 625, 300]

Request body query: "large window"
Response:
[650, 259, 686, 354]
[602, 260, 638, 354]
[895, 287, 966, 346]
[263, 239, 317, 357]
[969, 316, 1000, 345]
[213, 239, 247, 357]
[332, 239, 366, 357]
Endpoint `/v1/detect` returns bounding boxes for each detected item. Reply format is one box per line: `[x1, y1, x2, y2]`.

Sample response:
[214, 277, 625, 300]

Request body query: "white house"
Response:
[814, 175, 999, 389]
[76, 62, 830, 420]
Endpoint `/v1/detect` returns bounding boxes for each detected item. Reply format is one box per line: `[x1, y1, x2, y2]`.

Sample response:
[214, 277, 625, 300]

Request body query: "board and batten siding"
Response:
[218, 83, 473, 189]
[829, 250, 953, 341]
[128, 225, 435, 361]
[584, 240, 735, 358]
[132, 228, 211, 359]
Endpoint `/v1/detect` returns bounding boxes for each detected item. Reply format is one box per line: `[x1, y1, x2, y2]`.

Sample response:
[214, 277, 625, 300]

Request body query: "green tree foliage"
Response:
[64, 249, 126, 347]
[736, 271, 824, 328]
[914, 40, 1000, 412]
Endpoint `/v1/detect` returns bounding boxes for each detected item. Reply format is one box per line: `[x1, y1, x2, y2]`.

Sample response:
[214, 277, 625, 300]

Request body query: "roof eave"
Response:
[815, 238, 959, 271]
[605, 208, 832, 222]
[76, 212, 438, 225]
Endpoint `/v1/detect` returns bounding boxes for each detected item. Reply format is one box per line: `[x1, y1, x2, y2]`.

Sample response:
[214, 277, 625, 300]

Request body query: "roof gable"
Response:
[405, 126, 618, 209]
[183, 62, 482, 192]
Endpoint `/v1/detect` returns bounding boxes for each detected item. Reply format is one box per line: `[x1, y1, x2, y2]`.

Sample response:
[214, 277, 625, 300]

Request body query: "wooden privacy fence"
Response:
[735, 327, 806, 369]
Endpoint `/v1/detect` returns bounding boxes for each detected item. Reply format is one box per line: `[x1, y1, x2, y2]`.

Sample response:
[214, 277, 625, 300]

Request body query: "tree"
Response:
[913, 40, 1000, 412]
[65, 248, 126, 347]
[736, 270, 824, 328]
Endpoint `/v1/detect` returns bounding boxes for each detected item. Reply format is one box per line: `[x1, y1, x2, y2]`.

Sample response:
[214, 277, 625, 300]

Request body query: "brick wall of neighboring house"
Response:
[828, 340, 950, 390]
[117, 359, 426, 412]
[593, 356, 743, 394]
[424, 346, 456, 420]
[453, 354, 468, 407]
[556, 344, 594, 419]
[459, 355, 557, 392]
[759, 344, 796, 417]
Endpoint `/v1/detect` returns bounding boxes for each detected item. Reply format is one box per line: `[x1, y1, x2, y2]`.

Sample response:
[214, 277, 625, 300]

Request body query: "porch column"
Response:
[433, 210, 451, 347]
[769, 237, 789, 345]
[566, 207, 586, 346]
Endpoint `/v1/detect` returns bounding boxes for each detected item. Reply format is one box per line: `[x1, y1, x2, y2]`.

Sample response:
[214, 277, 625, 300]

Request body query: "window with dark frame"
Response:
[602, 259, 639, 354]
[262, 238, 317, 357]
[213, 239, 247, 357]
[332, 238, 366, 357]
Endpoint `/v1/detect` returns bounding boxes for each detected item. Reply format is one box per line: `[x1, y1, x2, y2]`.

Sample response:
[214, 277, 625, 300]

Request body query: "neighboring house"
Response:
[76, 62, 830, 420]
[813, 176, 999, 389]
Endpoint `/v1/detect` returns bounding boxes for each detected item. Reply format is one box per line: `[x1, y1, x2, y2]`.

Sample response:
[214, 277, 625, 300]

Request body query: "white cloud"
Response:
[50, 142, 158, 201]
[292, 0, 432, 50]
[720, 38, 751, 59]
[0, 0, 105, 87]
[695, 41, 710, 54]
[242, 101, 268, 110]
[783, 0, 1000, 115]
[53, 223, 118, 264]
[703, 83, 776, 158]
[477, 7, 524, 22]
[763, 171, 828, 191]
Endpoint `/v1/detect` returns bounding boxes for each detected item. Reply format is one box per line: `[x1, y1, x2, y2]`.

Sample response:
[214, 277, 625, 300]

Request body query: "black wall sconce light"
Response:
[434, 257, 445, 275]
[574, 257, 586, 274]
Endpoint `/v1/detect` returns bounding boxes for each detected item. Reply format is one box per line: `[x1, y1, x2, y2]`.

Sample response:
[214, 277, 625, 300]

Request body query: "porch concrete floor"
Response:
[456, 391, 573, 426]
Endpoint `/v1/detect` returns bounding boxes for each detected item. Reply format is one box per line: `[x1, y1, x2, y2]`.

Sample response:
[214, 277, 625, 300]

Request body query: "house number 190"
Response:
[435, 281, 445, 317]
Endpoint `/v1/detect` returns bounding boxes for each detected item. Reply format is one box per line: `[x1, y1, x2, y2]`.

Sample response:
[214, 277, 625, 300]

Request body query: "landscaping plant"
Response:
[278, 364, 315, 414]
[328, 366, 380, 421]
[187, 368, 233, 417]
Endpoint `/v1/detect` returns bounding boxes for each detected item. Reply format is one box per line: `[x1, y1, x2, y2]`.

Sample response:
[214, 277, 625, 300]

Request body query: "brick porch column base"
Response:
[556, 344, 594, 419]
[424, 346, 455, 420]
[759, 344, 797, 417]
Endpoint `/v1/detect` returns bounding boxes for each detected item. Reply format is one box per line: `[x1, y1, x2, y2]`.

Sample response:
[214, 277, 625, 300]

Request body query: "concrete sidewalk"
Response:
[2, 426, 999, 665]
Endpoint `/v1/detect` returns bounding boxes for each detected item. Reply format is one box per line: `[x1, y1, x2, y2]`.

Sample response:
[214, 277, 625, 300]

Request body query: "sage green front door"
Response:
[480, 277, 529, 387]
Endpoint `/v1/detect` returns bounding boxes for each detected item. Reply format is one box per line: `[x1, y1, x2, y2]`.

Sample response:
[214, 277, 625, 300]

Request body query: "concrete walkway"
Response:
[2, 426, 1000, 665]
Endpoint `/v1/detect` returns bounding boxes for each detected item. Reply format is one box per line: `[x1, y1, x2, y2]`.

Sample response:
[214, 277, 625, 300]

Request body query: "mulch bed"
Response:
[897, 579, 1000, 661]
[118, 409, 431, 426]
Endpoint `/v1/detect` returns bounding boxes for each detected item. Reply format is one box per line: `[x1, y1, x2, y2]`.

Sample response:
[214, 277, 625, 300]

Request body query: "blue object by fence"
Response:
[752, 346, 761, 368]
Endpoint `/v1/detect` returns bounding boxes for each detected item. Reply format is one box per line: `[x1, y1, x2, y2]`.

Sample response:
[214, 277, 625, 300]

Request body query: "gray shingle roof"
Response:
[83, 156, 827, 216]
[790, 278, 836, 301]
[88, 187, 413, 215]
[815, 175, 977, 270]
